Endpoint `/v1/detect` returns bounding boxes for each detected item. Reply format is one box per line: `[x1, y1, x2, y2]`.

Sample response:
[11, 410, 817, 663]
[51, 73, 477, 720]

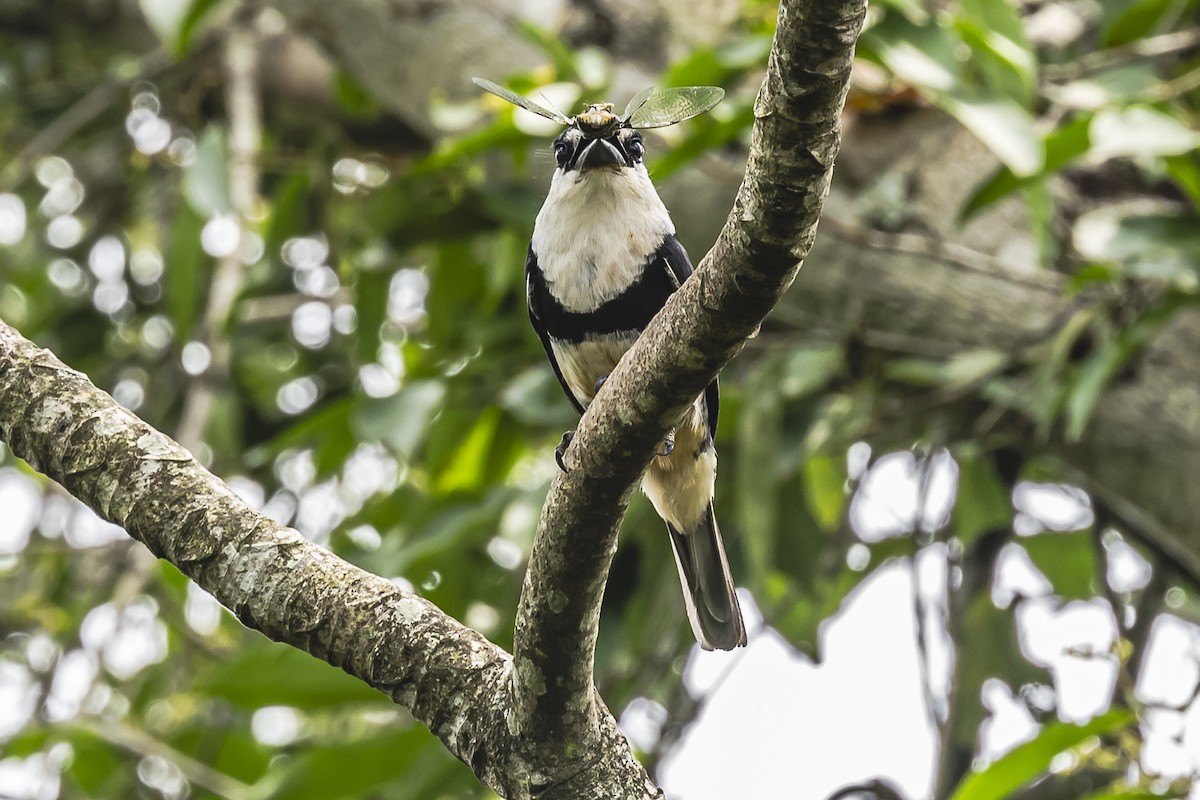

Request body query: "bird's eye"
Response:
[627, 138, 645, 160]
[553, 141, 569, 165]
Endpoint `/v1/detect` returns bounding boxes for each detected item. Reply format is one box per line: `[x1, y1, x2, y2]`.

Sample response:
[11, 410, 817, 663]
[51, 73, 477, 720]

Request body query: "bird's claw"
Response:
[555, 430, 574, 472]
[657, 429, 675, 457]
[594, 374, 609, 394]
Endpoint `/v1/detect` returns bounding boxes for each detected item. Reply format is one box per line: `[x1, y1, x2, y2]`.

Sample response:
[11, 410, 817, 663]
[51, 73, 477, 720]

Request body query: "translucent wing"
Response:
[628, 86, 725, 129]
[472, 77, 572, 125]
[620, 86, 656, 123]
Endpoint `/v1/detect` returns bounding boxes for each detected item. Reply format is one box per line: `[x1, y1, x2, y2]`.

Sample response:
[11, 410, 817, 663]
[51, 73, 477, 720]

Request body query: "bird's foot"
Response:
[657, 429, 676, 458]
[555, 430, 574, 473]
[594, 374, 609, 394]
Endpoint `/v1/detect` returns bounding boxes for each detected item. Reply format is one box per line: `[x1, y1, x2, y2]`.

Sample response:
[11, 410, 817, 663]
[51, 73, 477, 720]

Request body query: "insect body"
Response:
[472, 77, 723, 138]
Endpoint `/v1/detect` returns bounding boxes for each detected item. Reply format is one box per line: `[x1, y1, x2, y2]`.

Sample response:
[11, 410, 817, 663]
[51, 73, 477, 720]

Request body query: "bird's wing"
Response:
[658, 235, 719, 439]
[526, 247, 586, 416]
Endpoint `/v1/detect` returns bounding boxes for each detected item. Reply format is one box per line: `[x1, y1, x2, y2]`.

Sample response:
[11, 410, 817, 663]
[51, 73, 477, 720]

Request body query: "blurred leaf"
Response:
[778, 343, 842, 400]
[332, 70, 382, 120]
[955, 0, 1035, 104]
[267, 397, 356, 477]
[962, 114, 1091, 221]
[500, 366, 576, 428]
[435, 406, 501, 493]
[176, 0, 226, 52]
[352, 381, 447, 460]
[803, 454, 847, 530]
[203, 641, 385, 709]
[1074, 212, 1200, 281]
[953, 594, 1050, 750]
[952, 447, 1012, 545]
[770, 536, 916, 659]
[887, 349, 1007, 388]
[1088, 106, 1200, 164]
[183, 127, 233, 217]
[258, 726, 432, 800]
[875, 0, 930, 25]
[138, 0, 190, 42]
[948, 709, 1135, 800]
[865, 15, 960, 93]
[165, 199, 206, 340]
[1080, 790, 1182, 800]
[1064, 297, 1190, 441]
[942, 95, 1043, 176]
[1101, 0, 1179, 46]
[263, 172, 314, 258]
[1164, 154, 1200, 210]
[1055, 64, 1160, 111]
[736, 356, 783, 580]
[1020, 531, 1095, 599]
[62, 729, 126, 796]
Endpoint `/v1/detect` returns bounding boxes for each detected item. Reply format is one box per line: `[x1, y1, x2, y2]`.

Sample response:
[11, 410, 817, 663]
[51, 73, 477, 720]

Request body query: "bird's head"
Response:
[551, 124, 647, 175]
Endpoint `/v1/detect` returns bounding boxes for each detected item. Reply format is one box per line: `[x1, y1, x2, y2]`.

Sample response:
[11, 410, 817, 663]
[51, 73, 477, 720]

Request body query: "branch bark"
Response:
[0, 0, 866, 796]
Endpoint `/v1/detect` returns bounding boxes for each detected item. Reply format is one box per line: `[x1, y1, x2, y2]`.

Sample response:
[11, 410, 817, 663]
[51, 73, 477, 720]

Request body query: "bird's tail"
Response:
[667, 503, 747, 651]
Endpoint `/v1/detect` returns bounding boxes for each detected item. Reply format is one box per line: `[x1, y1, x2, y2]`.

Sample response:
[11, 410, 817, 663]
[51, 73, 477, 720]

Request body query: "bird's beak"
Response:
[577, 138, 624, 171]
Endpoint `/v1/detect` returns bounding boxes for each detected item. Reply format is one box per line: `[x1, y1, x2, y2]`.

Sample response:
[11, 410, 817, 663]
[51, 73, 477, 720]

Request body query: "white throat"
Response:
[531, 164, 674, 313]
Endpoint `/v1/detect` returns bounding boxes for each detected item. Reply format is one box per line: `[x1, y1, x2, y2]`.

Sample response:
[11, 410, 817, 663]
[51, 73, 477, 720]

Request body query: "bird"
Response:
[475, 78, 747, 650]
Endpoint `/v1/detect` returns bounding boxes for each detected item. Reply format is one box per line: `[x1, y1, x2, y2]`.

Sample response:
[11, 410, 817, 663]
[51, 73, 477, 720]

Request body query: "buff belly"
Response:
[551, 334, 714, 532]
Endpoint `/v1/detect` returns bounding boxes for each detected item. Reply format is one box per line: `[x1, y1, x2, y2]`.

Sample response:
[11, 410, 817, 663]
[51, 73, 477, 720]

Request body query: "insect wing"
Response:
[472, 77, 572, 125]
[620, 86, 656, 123]
[628, 86, 725, 129]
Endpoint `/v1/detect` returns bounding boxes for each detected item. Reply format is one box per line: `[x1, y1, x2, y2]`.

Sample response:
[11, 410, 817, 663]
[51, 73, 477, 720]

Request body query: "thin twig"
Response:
[75, 718, 252, 799]
[1041, 27, 1200, 81]
[175, 12, 262, 454]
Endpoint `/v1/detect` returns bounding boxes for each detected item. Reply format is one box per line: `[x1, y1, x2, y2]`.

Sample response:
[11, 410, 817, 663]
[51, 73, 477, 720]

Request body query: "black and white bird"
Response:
[475, 78, 747, 651]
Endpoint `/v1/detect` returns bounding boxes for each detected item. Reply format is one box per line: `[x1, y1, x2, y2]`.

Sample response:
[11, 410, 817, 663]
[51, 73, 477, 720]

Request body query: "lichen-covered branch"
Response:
[510, 0, 867, 787]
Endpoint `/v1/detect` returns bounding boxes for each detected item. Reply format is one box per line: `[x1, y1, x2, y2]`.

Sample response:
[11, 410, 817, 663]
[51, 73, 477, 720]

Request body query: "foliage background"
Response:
[0, 0, 1198, 798]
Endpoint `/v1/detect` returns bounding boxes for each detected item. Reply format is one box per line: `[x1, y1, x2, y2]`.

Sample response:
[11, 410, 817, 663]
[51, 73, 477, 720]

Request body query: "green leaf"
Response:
[1079, 788, 1180, 800]
[956, 0, 1035, 103]
[952, 447, 1012, 545]
[164, 198, 206, 340]
[1055, 64, 1160, 111]
[183, 127, 232, 217]
[1074, 212, 1200, 281]
[803, 454, 847, 530]
[137, 0, 190, 43]
[1021, 531, 1096, 599]
[948, 709, 1135, 800]
[1063, 297, 1189, 441]
[257, 726, 432, 800]
[942, 95, 1043, 176]
[962, 114, 1091, 222]
[176, 0, 226, 52]
[1101, 0, 1177, 46]
[778, 344, 842, 400]
[866, 15, 960, 93]
[1089, 106, 1200, 164]
[263, 172, 313, 258]
[202, 641, 385, 709]
[434, 405, 501, 493]
[352, 381, 447, 460]
[736, 357, 784, 580]
[332, 70, 382, 120]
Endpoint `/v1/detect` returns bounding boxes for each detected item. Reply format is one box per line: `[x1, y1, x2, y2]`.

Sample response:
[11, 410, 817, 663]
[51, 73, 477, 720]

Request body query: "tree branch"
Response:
[0, 0, 866, 796]
[510, 0, 866, 787]
[0, 321, 523, 795]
